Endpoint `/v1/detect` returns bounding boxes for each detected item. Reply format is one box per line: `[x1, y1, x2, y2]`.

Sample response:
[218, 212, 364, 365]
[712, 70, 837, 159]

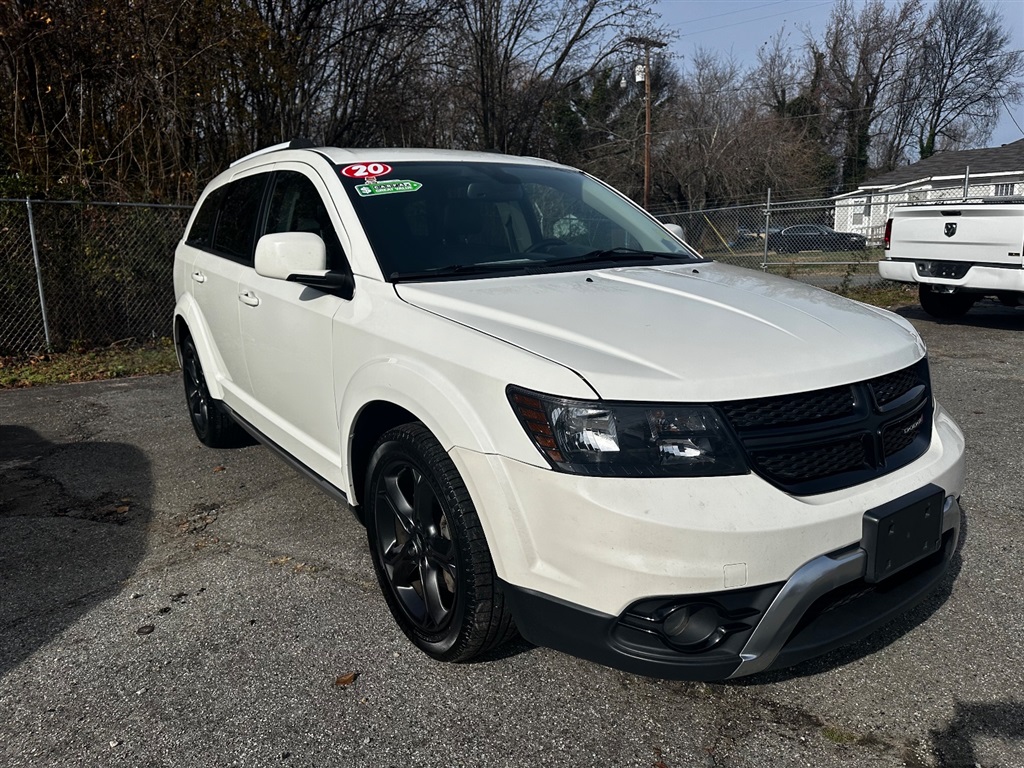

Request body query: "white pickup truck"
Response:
[879, 200, 1024, 318]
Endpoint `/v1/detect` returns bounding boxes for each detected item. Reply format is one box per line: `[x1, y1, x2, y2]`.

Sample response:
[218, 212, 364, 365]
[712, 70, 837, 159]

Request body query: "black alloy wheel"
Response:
[180, 332, 249, 448]
[365, 423, 515, 661]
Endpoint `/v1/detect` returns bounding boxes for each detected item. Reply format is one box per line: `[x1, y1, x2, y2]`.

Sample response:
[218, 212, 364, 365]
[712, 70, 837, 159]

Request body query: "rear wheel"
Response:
[919, 285, 976, 319]
[365, 423, 516, 661]
[180, 332, 250, 448]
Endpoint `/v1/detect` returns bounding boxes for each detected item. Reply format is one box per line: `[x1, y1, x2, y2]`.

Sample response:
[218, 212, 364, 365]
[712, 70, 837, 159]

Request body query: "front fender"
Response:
[337, 339, 595, 502]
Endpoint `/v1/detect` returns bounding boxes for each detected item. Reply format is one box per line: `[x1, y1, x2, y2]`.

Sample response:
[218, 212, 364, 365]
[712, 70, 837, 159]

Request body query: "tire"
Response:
[180, 332, 250, 448]
[918, 285, 976, 319]
[365, 423, 516, 661]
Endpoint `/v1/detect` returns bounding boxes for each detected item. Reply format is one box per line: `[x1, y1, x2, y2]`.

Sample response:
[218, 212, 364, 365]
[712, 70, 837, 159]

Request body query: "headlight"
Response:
[508, 387, 748, 477]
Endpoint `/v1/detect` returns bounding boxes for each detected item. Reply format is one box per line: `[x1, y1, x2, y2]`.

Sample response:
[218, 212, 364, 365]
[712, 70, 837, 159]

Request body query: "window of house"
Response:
[994, 183, 1015, 197]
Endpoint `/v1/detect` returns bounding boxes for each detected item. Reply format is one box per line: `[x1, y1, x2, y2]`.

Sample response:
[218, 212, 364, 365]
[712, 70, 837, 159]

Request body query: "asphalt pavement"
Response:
[1, 301, 1022, 767]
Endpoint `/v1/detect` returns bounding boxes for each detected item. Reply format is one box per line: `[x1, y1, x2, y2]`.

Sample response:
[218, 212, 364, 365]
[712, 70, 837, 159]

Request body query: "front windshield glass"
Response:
[335, 161, 700, 281]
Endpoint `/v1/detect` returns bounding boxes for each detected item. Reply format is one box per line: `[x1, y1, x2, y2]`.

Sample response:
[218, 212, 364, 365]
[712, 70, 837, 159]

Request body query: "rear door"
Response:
[187, 172, 269, 404]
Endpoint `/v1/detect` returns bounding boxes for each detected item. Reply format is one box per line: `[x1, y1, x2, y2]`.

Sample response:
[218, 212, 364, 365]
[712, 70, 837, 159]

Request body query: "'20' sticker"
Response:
[341, 163, 393, 179]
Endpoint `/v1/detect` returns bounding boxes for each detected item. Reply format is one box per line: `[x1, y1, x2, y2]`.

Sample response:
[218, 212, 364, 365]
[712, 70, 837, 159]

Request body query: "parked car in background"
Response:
[732, 225, 782, 249]
[768, 224, 867, 253]
[173, 141, 965, 680]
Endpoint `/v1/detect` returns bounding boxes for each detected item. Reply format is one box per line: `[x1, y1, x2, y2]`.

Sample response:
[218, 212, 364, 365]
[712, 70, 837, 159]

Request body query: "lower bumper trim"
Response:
[500, 492, 962, 681]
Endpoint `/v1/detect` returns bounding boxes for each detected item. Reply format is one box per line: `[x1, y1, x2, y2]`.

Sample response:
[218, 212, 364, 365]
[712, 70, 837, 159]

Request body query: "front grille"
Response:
[869, 366, 922, 406]
[720, 359, 932, 495]
[882, 408, 927, 456]
[751, 436, 867, 483]
[721, 385, 854, 429]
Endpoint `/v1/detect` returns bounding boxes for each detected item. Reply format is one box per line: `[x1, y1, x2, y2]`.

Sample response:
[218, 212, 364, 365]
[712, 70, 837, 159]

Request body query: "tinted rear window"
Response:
[211, 175, 268, 262]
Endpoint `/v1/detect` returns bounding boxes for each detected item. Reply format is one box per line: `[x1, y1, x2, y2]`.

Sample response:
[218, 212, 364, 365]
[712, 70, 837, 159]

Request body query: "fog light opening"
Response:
[662, 604, 727, 652]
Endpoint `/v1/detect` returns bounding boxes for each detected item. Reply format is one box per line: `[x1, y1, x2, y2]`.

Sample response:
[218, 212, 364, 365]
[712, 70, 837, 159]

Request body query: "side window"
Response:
[211, 174, 267, 263]
[185, 186, 225, 248]
[265, 171, 349, 272]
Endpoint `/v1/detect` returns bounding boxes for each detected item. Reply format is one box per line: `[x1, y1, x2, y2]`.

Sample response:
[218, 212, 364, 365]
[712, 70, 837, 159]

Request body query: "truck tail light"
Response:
[884, 218, 893, 251]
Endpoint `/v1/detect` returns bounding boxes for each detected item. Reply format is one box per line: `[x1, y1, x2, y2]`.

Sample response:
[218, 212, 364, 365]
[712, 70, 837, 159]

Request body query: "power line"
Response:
[1001, 98, 1024, 137]
[660, 0, 794, 27]
[673, 1, 833, 38]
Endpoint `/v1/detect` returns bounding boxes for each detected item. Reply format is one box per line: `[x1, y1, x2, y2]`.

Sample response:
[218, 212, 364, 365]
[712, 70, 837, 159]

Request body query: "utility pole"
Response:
[626, 36, 666, 210]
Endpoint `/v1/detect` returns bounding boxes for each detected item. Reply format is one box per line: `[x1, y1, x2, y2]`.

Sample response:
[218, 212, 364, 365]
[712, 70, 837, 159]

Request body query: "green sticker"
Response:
[355, 179, 423, 197]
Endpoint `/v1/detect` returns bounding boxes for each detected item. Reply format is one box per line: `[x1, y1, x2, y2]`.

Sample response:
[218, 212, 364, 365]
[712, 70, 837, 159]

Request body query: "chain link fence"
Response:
[655, 180, 1008, 292]
[656, 195, 886, 292]
[1, 179, 1011, 356]
[0, 199, 191, 356]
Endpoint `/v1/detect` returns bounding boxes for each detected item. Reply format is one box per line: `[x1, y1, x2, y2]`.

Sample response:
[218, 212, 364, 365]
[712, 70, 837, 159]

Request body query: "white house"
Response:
[834, 139, 1024, 241]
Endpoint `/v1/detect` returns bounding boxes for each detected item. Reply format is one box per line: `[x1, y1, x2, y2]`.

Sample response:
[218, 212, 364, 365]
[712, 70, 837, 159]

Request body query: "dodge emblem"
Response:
[944, 222, 957, 237]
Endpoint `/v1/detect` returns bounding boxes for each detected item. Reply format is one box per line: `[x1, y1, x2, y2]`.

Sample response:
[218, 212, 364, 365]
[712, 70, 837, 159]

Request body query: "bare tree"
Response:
[443, 0, 663, 155]
[814, 0, 923, 189]
[911, 0, 1024, 159]
[656, 49, 821, 211]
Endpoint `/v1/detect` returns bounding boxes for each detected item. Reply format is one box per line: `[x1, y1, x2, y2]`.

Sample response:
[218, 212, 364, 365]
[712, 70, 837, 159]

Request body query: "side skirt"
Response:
[220, 403, 362, 524]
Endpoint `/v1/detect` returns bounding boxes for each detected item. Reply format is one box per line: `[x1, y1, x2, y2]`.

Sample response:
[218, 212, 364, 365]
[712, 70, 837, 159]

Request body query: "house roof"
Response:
[858, 138, 1024, 190]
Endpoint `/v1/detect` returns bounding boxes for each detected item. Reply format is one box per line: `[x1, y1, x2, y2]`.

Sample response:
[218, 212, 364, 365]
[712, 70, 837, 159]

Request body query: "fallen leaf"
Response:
[116, 505, 130, 514]
[213, 465, 226, 473]
[136, 625, 155, 635]
[334, 672, 359, 687]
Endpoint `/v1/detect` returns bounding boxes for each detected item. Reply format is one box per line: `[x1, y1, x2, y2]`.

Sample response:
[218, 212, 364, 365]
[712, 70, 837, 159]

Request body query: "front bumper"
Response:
[452, 401, 965, 680]
[500, 492, 961, 680]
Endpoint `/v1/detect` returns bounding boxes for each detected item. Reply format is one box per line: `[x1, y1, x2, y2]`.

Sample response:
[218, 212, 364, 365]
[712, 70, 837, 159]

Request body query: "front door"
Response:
[238, 166, 351, 486]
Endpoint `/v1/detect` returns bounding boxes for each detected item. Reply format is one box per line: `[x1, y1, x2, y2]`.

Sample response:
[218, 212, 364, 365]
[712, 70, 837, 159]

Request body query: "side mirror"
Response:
[663, 223, 685, 241]
[255, 232, 327, 280]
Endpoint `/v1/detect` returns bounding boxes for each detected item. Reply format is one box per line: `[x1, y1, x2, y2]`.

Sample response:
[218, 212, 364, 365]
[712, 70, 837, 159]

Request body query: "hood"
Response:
[395, 263, 925, 402]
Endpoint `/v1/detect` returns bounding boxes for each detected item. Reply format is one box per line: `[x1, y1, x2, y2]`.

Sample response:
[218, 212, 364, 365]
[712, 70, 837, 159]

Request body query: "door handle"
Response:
[238, 291, 260, 307]
[191, 271, 206, 283]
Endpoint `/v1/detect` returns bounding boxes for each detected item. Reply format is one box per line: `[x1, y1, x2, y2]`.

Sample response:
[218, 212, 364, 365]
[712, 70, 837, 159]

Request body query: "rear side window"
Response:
[185, 175, 269, 261]
[212, 175, 267, 262]
[185, 187, 225, 248]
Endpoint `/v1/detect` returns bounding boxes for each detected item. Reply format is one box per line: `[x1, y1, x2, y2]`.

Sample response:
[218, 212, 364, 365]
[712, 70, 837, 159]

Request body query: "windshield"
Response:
[336, 161, 701, 281]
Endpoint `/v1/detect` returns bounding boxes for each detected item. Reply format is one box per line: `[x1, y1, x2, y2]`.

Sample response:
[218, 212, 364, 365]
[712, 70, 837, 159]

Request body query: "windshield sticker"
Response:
[341, 162, 393, 180]
[355, 179, 423, 197]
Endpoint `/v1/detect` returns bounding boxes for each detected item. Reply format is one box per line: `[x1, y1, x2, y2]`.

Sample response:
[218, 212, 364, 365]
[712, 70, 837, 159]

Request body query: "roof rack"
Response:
[229, 138, 317, 168]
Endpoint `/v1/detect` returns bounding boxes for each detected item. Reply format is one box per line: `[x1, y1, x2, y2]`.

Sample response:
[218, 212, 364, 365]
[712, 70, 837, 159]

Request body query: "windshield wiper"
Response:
[390, 261, 529, 282]
[543, 248, 690, 267]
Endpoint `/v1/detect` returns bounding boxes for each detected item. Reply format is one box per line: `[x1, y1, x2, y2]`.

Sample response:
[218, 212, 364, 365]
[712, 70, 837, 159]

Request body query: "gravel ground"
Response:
[1, 301, 1022, 768]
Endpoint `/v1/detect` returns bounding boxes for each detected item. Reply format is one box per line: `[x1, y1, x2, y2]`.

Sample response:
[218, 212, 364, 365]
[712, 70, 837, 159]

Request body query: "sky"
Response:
[654, 0, 1024, 147]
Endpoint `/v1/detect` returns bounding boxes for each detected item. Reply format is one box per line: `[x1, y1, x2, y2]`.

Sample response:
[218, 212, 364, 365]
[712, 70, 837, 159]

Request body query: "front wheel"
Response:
[919, 285, 976, 319]
[365, 423, 516, 661]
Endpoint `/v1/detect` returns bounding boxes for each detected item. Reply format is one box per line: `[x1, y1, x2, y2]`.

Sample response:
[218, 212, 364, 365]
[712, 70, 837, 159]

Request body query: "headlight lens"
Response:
[508, 387, 748, 477]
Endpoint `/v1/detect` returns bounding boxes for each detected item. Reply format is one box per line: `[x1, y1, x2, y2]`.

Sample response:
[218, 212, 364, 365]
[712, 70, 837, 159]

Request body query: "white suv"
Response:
[173, 142, 966, 680]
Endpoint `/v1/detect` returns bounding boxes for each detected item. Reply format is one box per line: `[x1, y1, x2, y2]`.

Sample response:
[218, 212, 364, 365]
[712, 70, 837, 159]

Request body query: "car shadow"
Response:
[931, 700, 1024, 767]
[895, 301, 1024, 330]
[0, 424, 153, 677]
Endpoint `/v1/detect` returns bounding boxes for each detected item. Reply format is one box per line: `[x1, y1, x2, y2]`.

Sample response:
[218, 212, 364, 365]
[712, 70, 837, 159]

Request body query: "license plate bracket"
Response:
[863, 485, 945, 583]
